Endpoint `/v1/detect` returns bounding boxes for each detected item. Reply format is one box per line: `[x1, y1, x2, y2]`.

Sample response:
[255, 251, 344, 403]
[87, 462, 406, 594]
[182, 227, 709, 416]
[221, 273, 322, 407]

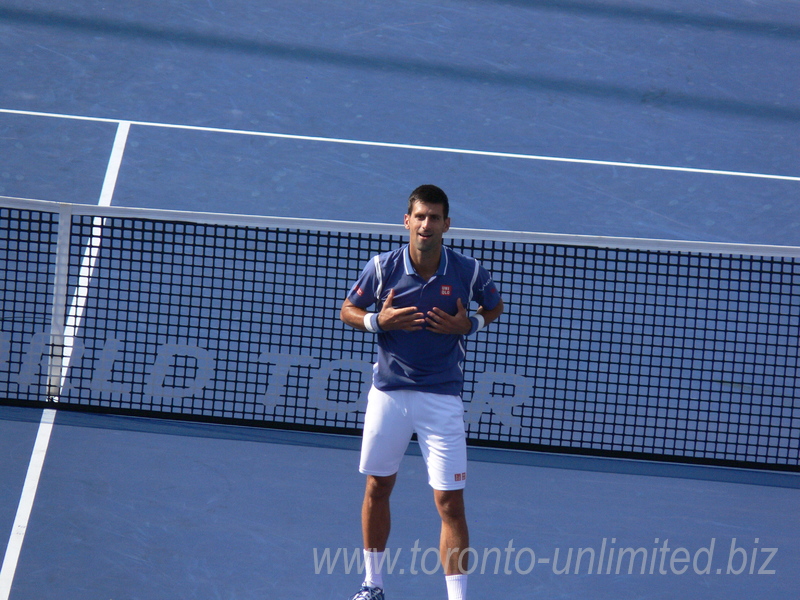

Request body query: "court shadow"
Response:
[1, 6, 798, 123]
[477, 0, 800, 40]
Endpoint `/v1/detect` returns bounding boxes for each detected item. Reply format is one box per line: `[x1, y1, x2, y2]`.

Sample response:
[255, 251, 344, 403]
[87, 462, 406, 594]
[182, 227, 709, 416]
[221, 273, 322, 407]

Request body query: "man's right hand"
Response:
[378, 289, 425, 332]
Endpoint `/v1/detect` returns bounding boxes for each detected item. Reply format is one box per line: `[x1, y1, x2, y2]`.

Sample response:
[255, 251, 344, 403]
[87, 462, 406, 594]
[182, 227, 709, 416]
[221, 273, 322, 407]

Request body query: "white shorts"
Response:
[359, 386, 467, 491]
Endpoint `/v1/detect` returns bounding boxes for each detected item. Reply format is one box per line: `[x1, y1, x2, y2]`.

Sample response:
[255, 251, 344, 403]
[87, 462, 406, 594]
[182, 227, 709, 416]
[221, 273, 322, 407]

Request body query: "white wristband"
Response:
[468, 314, 485, 335]
[363, 313, 382, 333]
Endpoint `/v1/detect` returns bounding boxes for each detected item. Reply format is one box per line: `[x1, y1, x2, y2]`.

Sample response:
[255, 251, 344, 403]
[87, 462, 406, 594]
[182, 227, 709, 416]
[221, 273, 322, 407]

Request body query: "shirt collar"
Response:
[403, 245, 449, 277]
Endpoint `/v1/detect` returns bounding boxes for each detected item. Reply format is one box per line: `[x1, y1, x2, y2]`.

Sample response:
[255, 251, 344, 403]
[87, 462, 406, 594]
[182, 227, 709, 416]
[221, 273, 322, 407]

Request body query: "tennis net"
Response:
[1, 197, 798, 469]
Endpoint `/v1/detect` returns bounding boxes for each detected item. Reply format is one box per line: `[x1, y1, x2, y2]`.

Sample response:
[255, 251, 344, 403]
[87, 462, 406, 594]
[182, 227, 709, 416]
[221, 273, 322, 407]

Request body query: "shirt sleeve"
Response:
[347, 256, 381, 309]
[472, 263, 501, 311]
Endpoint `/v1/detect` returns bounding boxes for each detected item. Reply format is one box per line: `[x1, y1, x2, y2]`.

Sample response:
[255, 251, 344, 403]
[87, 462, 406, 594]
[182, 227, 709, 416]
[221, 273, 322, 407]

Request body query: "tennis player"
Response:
[340, 185, 504, 600]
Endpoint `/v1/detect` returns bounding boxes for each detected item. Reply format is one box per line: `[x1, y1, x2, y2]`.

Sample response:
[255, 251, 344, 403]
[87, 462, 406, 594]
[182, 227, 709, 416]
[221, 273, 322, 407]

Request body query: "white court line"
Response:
[0, 410, 56, 600]
[55, 121, 130, 391]
[0, 121, 129, 599]
[98, 120, 130, 207]
[1, 108, 798, 182]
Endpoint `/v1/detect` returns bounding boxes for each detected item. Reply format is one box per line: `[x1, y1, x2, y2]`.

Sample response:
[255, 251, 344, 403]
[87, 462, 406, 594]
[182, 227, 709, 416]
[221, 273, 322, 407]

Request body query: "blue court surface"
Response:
[1, 1, 798, 243]
[2, 405, 799, 600]
[1, 1, 799, 599]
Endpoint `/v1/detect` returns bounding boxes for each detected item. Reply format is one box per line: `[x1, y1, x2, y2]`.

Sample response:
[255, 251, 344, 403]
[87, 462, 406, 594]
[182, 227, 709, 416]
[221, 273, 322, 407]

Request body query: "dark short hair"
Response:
[407, 184, 449, 219]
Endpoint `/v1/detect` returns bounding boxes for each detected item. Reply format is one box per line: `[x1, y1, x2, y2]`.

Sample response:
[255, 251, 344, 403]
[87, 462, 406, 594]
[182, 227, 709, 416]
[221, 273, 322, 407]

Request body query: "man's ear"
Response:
[404, 213, 411, 230]
[443, 217, 451, 233]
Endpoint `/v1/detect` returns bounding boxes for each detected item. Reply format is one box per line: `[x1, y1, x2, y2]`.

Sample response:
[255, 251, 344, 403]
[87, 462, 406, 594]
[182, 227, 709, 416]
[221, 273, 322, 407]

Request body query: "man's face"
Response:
[404, 200, 450, 253]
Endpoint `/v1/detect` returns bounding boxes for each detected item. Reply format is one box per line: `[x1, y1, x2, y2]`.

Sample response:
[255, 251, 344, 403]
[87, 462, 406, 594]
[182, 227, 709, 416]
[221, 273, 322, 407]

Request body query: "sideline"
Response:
[0, 119, 128, 599]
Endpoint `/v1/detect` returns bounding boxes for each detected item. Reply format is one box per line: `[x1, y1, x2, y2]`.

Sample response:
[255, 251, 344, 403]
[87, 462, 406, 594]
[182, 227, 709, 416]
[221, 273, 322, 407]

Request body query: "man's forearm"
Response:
[477, 299, 504, 326]
[340, 299, 371, 331]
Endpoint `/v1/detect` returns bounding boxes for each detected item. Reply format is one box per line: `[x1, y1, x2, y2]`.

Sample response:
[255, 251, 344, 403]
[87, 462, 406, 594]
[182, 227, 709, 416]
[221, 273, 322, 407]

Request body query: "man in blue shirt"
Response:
[341, 185, 504, 600]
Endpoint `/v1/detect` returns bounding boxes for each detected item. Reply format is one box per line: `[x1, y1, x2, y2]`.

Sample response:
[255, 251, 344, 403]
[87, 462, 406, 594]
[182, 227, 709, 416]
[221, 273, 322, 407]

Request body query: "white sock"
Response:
[445, 573, 467, 600]
[363, 550, 384, 589]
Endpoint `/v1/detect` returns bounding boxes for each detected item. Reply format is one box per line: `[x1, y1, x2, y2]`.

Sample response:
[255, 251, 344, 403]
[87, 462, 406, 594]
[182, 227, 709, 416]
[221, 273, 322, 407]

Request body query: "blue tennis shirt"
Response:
[348, 244, 501, 396]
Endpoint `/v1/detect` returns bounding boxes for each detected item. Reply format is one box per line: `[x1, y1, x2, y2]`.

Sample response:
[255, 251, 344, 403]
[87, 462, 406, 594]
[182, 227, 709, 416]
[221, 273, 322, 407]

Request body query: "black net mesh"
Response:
[0, 206, 59, 402]
[2, 203, 798, 467]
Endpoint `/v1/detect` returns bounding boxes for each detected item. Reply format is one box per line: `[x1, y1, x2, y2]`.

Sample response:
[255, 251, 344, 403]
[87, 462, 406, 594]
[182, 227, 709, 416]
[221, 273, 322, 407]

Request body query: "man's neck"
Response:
[409, 245, 442, 281]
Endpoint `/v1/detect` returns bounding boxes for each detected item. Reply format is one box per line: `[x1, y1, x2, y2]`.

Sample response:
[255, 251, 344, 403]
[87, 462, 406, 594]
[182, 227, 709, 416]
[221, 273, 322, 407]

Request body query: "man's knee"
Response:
[434, 488, 466, 521]
[365, 474, 397, 500]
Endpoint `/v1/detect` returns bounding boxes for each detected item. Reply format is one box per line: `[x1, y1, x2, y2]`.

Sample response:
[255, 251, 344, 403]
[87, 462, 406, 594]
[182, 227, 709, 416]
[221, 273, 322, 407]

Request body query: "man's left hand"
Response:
[425, 298, 471, 335]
